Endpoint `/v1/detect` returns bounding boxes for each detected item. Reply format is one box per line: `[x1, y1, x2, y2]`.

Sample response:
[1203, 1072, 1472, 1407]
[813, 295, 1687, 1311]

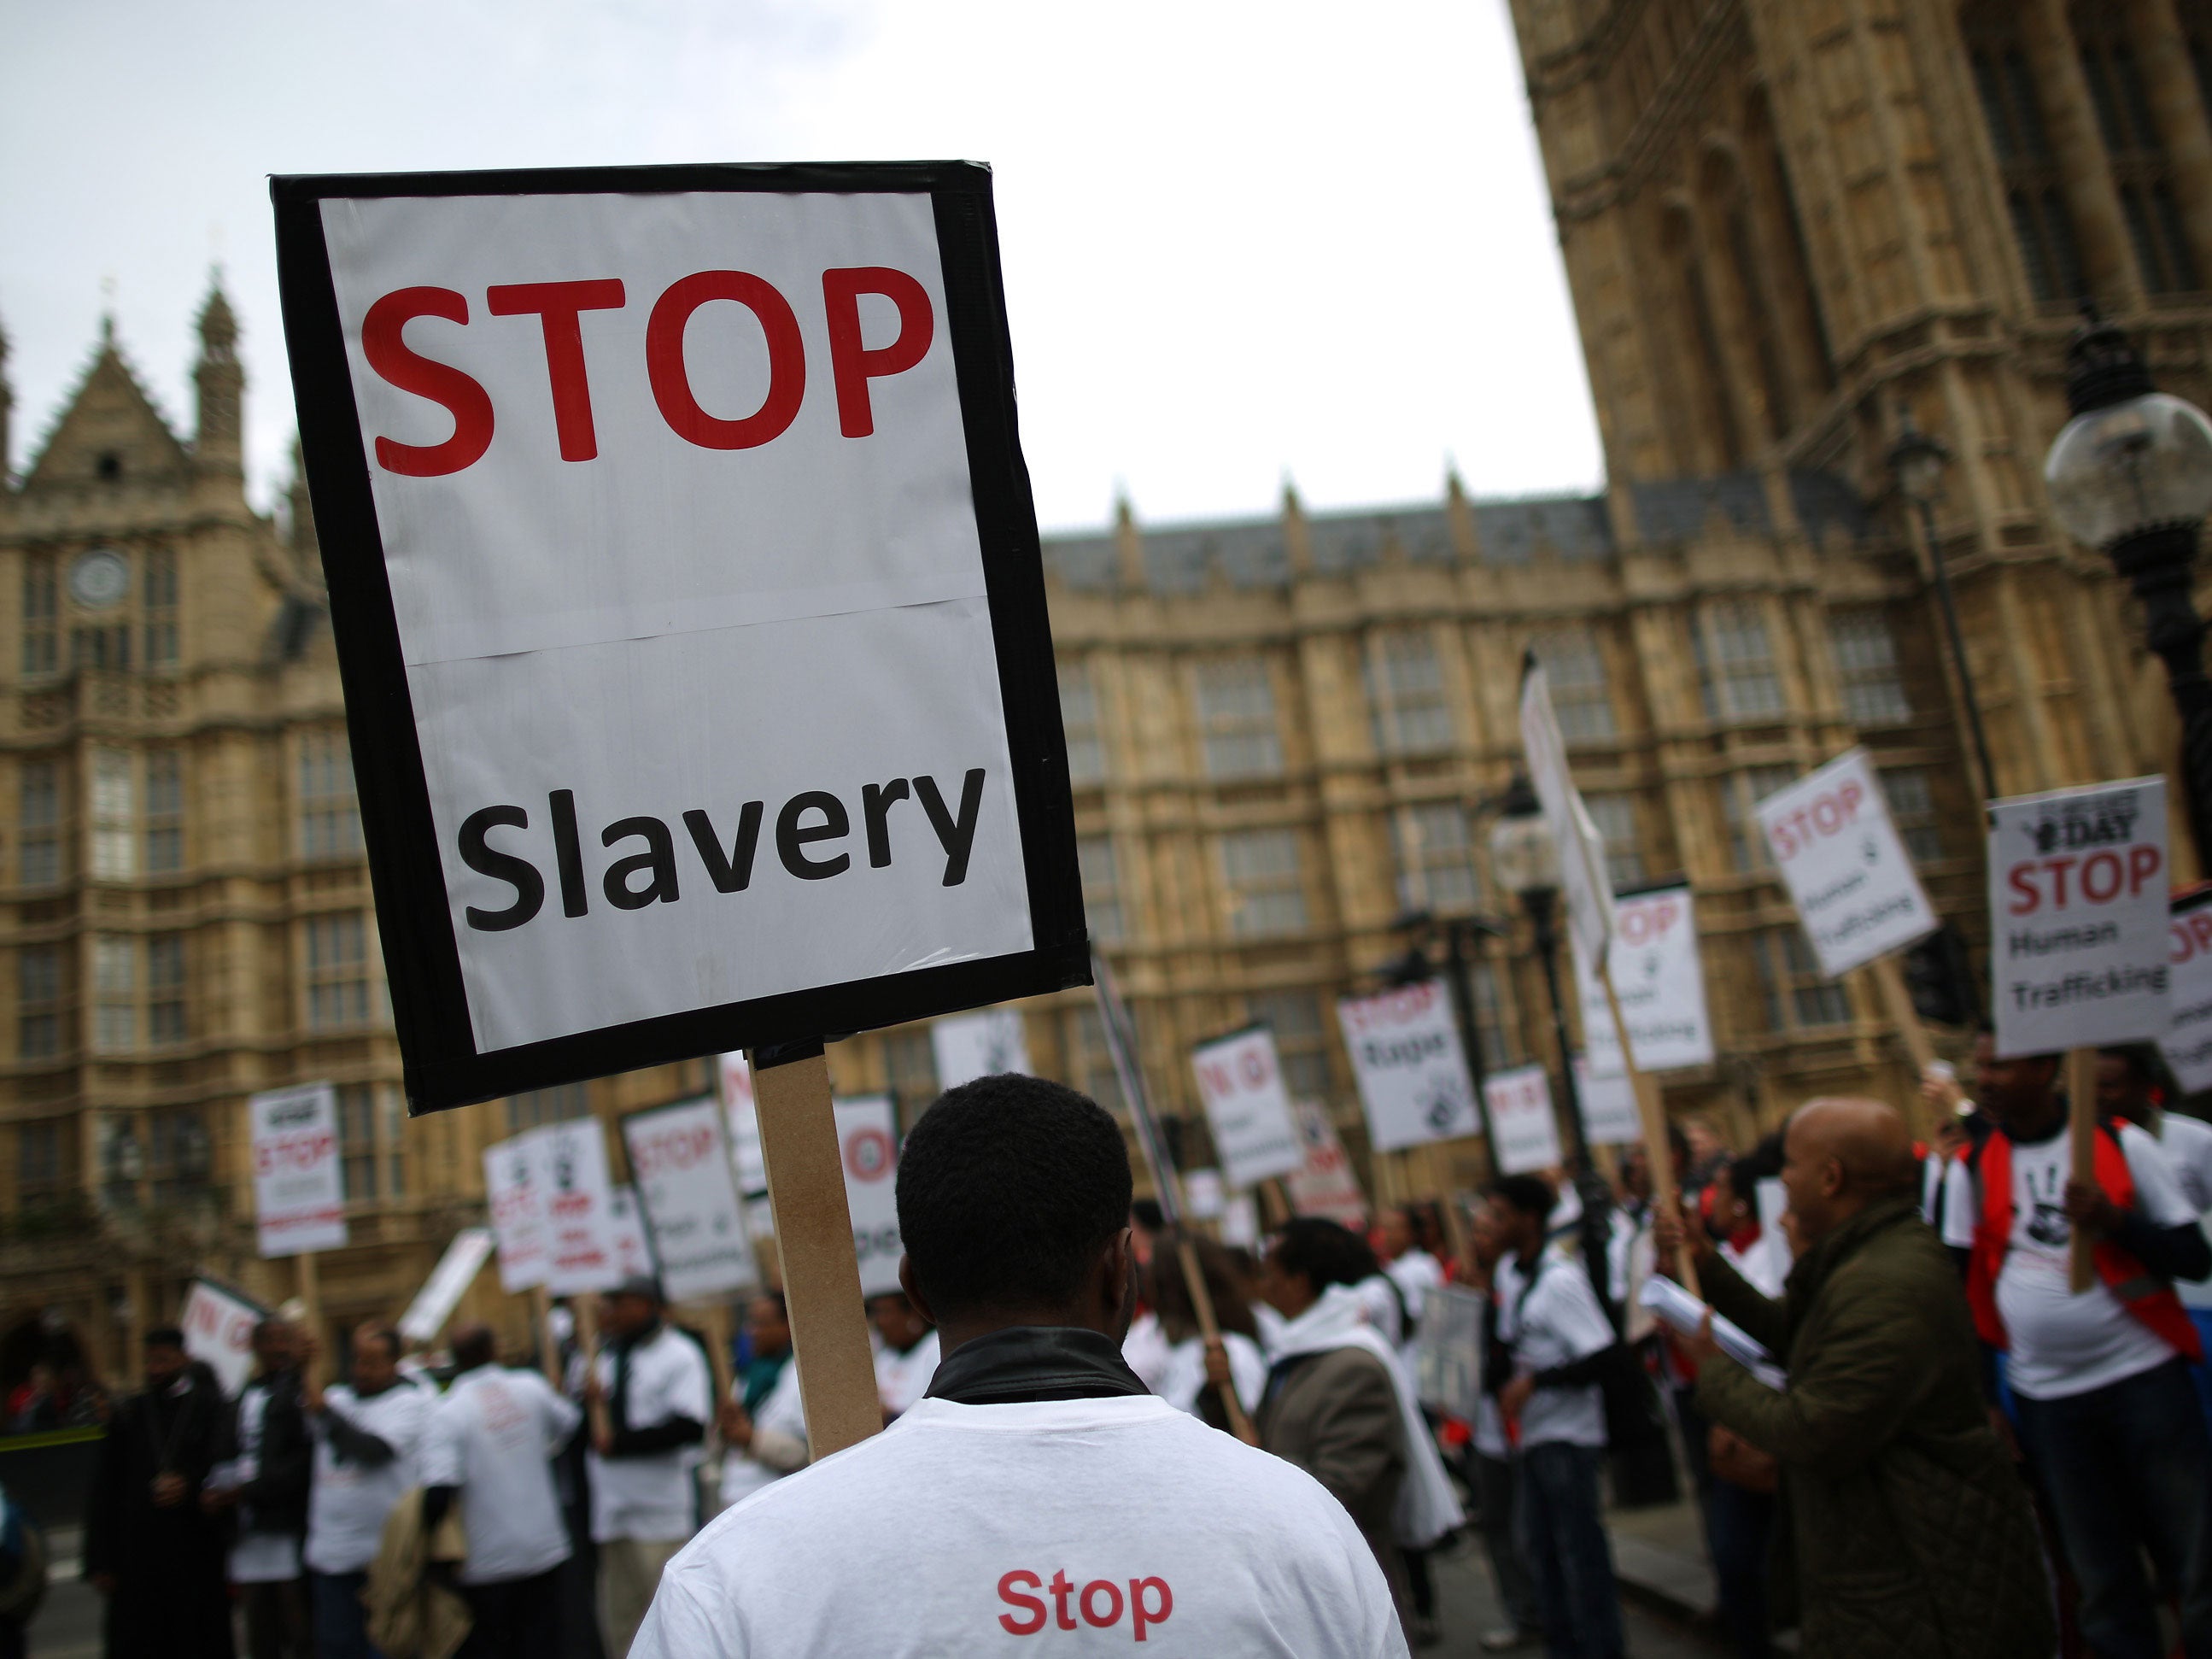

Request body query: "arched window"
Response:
[1963, 2, 2088, 302]
[2074, 3, 2199, 294]
[1661, 202, 1743, 468]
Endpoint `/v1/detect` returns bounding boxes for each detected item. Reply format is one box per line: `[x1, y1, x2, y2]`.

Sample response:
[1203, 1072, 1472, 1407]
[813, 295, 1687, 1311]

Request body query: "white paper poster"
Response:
[1756, 749, 1937, 979]
[181, 1279, 266, 1398]
[1220, 1193, 1260, 1250]
[931, 1008, 1031, 1090]
[1484, 1064, 1563, 1175]
[1413, 1284, 1486, 1420]
[1287, 1101, 1368, 1229]
[1573, 887, 1714, 1076]
[1571, 1056, 1643, 1147]
[1337, 982, 1483, 1152]
[834, 1095, 905, 1298]
[281, 166, 1086, 1112]
[1191, 1027, 1305, 1191]
[483, 1130, 553, 1293]
[250, 1082, 348, 1258]
[622, 1094, 758, 1302]
[719, 1051, 768, 1199]
[399, 1228, 495, 1344]
[1988, 777, 2171, 1056]
[1183, 1170, 1226, 1221]
[541, 1117, 620, 1295]
[2162, 890, 2212, 1094]
[608, 1186, 655, 1281]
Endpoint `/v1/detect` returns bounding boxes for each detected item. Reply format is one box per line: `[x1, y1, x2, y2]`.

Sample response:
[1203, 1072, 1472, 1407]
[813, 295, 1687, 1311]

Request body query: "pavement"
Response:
[26, 1514, 1741, 1658]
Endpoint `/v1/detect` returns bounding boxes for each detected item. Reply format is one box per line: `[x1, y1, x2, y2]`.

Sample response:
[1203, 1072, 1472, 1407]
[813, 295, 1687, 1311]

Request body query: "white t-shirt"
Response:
[2154, 1114, 2212, 1310]
[1940, 1123, 2197, 1400]
[1383, 1251, 1443, 1371]
[1720, 1232, 1787, 1300]
[875, 1331, 940, 1419]
[588, 1325, 716, 1544]
[305, 1381, 433, 1574]
[1154, 1333, 1268, 1418]
[718, 1360, 806, 1511]
[1120, 1310, 1175, 1393]
[226, 1382, 302, 1583]
[1495, 1248, 1614, 1449]
[1252, 1301, 1287, 1357]
[632, 1394, 1408, 1659]
[420, 1364, 581, 1586]
[1351, 1275, 1404, 1347]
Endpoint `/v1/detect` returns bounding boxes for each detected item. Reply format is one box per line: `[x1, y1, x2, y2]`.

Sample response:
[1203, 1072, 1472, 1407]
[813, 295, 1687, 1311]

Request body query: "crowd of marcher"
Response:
[59, 1032, 2212, 1658]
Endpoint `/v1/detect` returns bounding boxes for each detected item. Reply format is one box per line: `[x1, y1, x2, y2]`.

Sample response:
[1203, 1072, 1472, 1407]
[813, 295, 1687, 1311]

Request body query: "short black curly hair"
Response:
[897, 1073, 1132, 1319]
[1267, 1217, 1380, 1296]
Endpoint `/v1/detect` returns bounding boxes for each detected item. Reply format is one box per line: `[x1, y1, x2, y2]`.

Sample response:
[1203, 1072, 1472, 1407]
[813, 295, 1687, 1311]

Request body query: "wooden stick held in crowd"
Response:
[2068, 1046, 2098, 1295]
[295, 1251, 323, 1394]
[1597, 956, 1699, 1300]
[1175, 1234, 1259, 1445]
[533, 1284, 560, 1386]
[576, 1293, 613, 1449]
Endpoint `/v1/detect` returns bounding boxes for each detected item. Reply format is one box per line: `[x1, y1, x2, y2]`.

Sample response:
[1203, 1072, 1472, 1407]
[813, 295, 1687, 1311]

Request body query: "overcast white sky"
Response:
[0, 0, 1600, 532]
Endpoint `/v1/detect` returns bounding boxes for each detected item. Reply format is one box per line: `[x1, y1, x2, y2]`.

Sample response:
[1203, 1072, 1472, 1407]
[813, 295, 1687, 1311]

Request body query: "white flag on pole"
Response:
[1519, 654, 1616, 967]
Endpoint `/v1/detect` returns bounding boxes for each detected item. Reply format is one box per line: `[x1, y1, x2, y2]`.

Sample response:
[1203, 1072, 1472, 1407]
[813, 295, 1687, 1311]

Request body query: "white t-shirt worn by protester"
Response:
[1495, 1247, 1616, 1449]
[875, 1330, 940, 1419]
[420, 1364, 582, 1586]
[2155, 1112, 2212, 1310]
[633, 1393, 1409, 1659]
[718, 1360, 806, 1511]
[1941, 1122, 2198, 1400]
[305, 1381, 432, 1574]
[588, 1324, 715, 1544]
[225, 1382, 301, 1584]
[1155, 1333, 1267, 1418]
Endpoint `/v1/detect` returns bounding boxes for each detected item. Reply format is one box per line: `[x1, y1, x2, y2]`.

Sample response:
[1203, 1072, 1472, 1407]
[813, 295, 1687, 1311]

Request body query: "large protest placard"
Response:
[251, 1082, 347, 1257]
[182, 1279, 266, 1398]
[1414, 1284, 1486, 1420]
[1484, 1064, 1563, 1175]
[1988, 777, 2170, 1056]
[274, 163, 1089, 1113]
[622, 1095, 758, 1302]
[1287, 1101, 1368, 1228]
[483, 1130, 553, 1292]
[608, 1187, 655, 1280]
[1191, 1026, 1305, 1191]
[541, 1116, 620, 1294]
[1571, 886, 1712, 1076]
[931, 1007, 1030, 1089]
[1337, 982, 1483, 1152]
[2163, 888, 2212, 1093]
[1572, 1057, 1643, 1146]
[399, 1228, 494, 1344]
[833, 1096, 904, 1298]
[1757, 750, 1936, 979]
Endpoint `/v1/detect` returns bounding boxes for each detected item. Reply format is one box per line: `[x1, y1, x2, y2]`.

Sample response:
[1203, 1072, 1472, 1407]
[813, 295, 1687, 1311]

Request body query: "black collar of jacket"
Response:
[925, 1326, 1150, 1405]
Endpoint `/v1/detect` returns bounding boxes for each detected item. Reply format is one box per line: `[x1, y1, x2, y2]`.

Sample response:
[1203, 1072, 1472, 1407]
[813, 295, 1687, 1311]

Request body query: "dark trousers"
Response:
[2014, 1356, 2212, 1659]
[1516, 1441, 1625, 1659]
[241, 1577, 310, 1659]
[459, 1565, 566, 1659]
[309, 1570, 379, 1659]
[1473, 1450, 1543, 1635]
[1706, 1480, 1774, 1659]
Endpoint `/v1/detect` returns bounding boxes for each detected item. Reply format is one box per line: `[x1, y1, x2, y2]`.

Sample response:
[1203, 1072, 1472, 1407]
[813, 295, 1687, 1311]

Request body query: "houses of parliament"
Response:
[4, 0, 2211, 1375]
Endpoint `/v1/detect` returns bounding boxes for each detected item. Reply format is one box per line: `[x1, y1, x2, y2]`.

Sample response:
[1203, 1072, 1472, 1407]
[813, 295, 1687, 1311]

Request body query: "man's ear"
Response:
[1823, 1155, 1847, 1199]
[1100, 1227, 1135, 1323]
[898, 1255, 936, 1329]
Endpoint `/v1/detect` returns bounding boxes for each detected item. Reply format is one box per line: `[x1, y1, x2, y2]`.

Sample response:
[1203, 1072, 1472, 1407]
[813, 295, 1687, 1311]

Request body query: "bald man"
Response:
[1658, 1099, 2050, 1659]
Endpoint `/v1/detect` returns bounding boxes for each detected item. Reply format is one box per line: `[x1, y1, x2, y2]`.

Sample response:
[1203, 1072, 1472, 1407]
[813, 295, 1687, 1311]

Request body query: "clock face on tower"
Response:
[68, 548, 130, 611]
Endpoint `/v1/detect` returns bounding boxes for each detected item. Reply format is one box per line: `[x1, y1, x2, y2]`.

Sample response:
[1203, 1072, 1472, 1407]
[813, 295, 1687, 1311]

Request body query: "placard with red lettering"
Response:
[483, 1129, 553, 1292]
[541, 1116, 620, 1295]
[182, 1278, 267, 1398]
[1988, 777, 2169, 1058]
[1755, 749, 1936, 979]
[274, 164, 1088, 1113]
[622, 1094, 757, 1302]
[1571, 887, 1713, 1076]
[1191, 1027, 1305, 1191]
[1337, 981, 1483, 1152]
[1287, 1101, 1368, 1228]
[2162, 888, 2212, 1093]
[608, 1186, 656, 1281]
[251, 1082, 348, 1257]
[1483, 1064, 1563, 1176]
[834, 1095, 904, 1298]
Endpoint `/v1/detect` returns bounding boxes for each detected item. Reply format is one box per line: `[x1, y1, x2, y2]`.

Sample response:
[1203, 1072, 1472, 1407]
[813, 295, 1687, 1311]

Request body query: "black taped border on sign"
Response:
[272, 161, 1091, 1115]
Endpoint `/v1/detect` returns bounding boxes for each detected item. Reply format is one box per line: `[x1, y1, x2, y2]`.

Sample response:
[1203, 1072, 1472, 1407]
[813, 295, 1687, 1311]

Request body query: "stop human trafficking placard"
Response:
[274, 163, 1089, 1112]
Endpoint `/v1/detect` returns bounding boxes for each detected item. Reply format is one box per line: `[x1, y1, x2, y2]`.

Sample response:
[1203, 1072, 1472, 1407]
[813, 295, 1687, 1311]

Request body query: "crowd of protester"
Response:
[57, 1032, 2212, 1657]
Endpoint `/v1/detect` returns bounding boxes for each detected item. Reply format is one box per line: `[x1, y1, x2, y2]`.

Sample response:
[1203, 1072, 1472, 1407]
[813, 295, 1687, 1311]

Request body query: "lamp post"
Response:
[2044, 309, 2212, 865]
[1889, 407, 1999, 803]
[1486, 774, 1591, 1172]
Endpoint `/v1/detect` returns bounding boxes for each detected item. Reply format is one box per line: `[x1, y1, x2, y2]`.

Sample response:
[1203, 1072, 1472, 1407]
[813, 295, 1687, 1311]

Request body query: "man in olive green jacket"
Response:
[1662, 1098, 2051, 1659]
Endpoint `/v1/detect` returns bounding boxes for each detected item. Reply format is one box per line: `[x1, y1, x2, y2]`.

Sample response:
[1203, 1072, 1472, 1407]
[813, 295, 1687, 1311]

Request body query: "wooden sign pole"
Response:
[2068, 1047, 2099, 1295]
[576, 1293, 613, 1448]
[1597, 958, 1698, 1299]
[296, 1251, 324, 1392]
[1868, 954, 1937, 1140]
[1260, 1177, 1294, 1228]
[532, 1284, 560, 1386]
[748, 1041, 883, 1458]
[1174, 1234, 1258, 1445]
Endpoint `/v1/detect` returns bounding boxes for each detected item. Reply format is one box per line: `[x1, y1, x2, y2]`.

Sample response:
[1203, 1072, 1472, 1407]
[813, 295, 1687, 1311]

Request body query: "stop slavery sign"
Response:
[275, 165, 1088, 1111]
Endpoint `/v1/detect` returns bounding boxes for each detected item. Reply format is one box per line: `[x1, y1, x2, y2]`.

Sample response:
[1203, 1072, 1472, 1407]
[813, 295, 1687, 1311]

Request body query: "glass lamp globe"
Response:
[2045, 391, 2212, 549]
[1489, 797, 1560, 899]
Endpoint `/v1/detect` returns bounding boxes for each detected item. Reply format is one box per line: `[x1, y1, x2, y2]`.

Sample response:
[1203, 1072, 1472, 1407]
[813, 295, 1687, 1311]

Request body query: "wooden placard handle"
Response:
[749, 1042, 884, 1459]
[2068, 1047, 2098, 1295]
[1869, 954, 1937, 1140]
[296, 1252, 324, 1395]
[533, 1284, 561, 1387]
[1173, 1234, 1257, 1445]
[1597, 958, 1698, 1300]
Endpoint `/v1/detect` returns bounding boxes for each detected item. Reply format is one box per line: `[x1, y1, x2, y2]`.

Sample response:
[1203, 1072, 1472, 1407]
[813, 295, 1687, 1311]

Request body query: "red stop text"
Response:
[997, 1570, 1173, 1642]
[1764, 780, 1864, 862]
[2006, 845, 2163, 916]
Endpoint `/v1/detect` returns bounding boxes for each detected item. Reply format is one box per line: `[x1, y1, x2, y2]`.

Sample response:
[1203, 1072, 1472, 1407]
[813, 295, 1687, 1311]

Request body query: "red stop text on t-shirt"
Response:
[998, 1569, 1172, 1642]
[360, 268, 934, 477]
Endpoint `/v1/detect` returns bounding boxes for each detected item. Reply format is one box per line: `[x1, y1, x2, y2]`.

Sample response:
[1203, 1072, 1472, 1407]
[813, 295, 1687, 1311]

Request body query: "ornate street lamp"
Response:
[1486, 775, 1591, 1171]
[1888, 407, 1998, 802]
[2045, 309, 2212, 862]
